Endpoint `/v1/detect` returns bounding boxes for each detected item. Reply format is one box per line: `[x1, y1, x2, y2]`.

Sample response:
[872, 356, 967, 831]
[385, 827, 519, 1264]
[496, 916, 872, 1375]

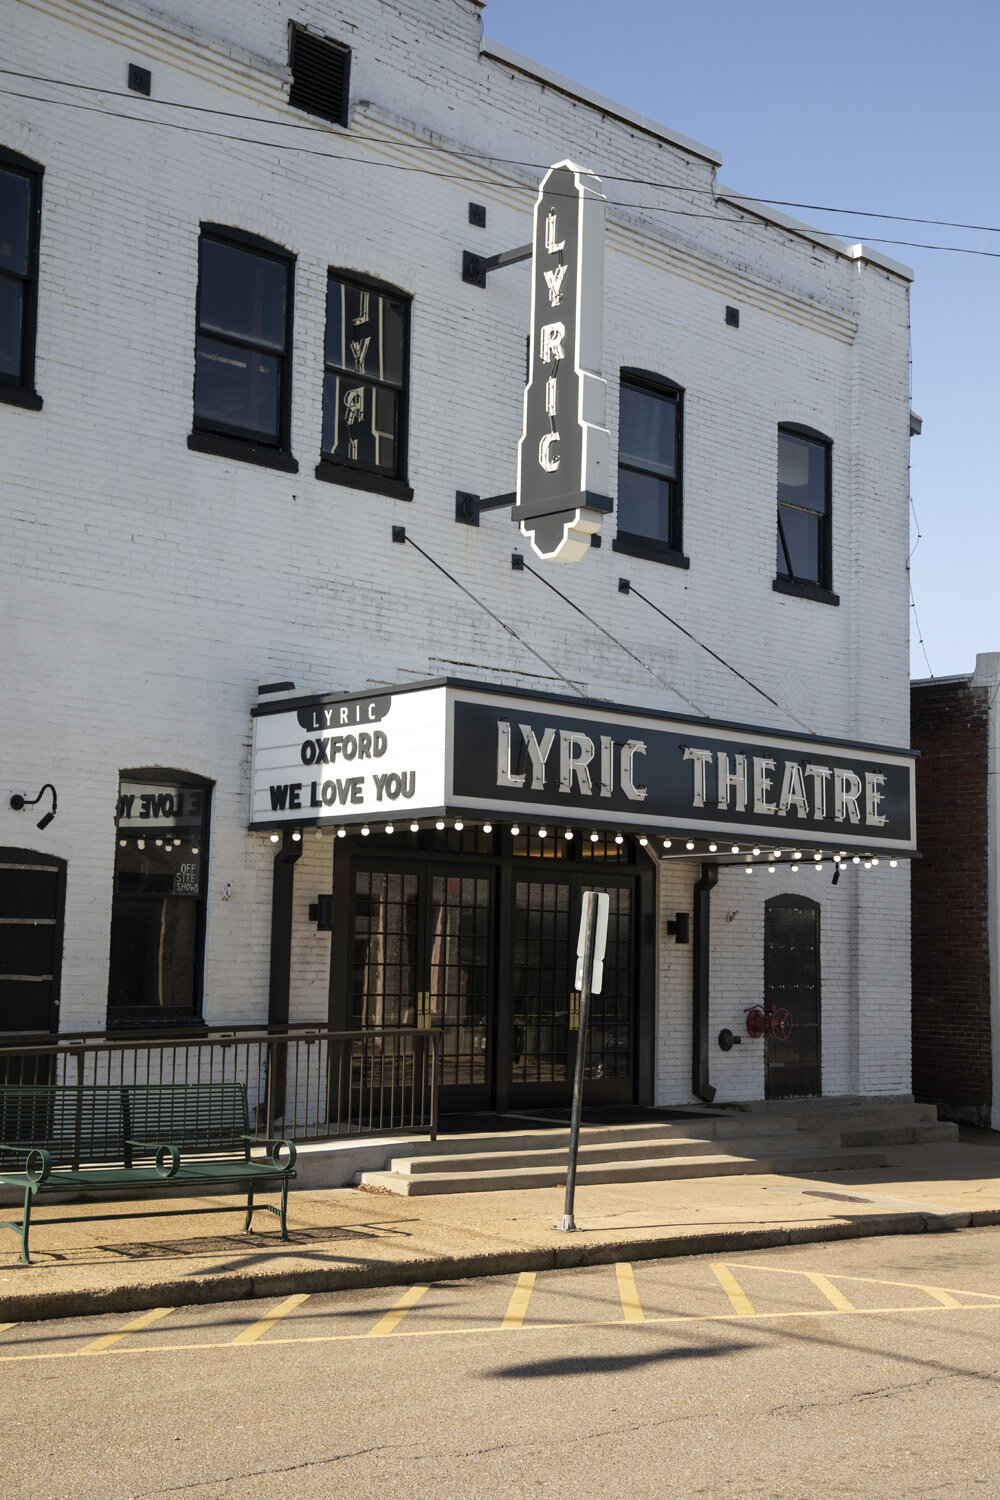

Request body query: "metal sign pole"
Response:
[556, 889, 608, 1233]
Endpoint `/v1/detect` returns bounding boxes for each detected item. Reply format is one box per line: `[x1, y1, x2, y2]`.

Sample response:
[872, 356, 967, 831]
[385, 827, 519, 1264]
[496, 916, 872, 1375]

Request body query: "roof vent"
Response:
[289, 26, 351, 127]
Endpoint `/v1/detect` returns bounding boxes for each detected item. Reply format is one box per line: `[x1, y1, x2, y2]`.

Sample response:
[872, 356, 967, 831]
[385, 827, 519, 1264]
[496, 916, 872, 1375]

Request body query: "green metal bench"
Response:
[0, 1082, 296, 1264]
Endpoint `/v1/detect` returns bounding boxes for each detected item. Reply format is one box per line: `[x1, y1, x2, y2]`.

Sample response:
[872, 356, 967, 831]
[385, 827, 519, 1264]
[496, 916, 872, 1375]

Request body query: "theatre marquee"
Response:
[250, 679, 916, 853]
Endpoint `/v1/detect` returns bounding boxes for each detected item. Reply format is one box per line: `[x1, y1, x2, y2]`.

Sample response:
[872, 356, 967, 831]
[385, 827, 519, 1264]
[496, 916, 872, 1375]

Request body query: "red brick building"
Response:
[911, 653, 1000, 1125]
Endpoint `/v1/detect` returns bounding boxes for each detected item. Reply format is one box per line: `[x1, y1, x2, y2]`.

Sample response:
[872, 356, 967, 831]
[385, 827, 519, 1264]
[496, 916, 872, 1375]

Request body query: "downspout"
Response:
[266, 829, 302, 1127]
[692, 862, 719, 1103]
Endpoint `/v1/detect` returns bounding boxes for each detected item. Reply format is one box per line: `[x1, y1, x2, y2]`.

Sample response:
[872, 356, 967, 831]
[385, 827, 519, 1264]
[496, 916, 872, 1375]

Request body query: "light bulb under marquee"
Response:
[744, 865, 753, 875]
[337, 828, 346, 838]
[663, 839, 672, 849]
[410, 822, 420, 833]
[708, 842, 717, 852]
[564, 830, 573, 840]
[482, 823, 492, 834]
[890, 858, 898, 868]
[614, 833, 624, 844]
[768, 865, 776, 874]
[510, 825, 520, 837]
[752, 846, 760, 856]
[864, 860, 872, 869]
[731, 845, 739, 854]
[638, 836, 648, 846]
[792, 852, 802, 861]
[435, 821, 445, 830]
[454, 821, 464, 831]
[852, 855, 860, 865]
[813, 851, 821, 861]
[155, 839, 163, 847]
[591, 832, 600, 842]
[871, 857, 879, 866]
[291, 831, 301, 842]
[814, 861, 823, 870]
[269, 833, 279, 843]
[191, 846, 199, 854]
[384, 825, 394, 835]
[119, 839, 126, 847]
[791, 863, 799, 872]
[538, 828, 548, 838]
[685, 840, 695, 850]
[137, 838, 145, 850]
[361, 826, 370, 837]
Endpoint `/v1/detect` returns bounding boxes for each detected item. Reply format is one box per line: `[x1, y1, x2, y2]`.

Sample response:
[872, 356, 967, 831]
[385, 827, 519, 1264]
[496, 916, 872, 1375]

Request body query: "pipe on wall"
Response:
[692, 861, 719, 1103]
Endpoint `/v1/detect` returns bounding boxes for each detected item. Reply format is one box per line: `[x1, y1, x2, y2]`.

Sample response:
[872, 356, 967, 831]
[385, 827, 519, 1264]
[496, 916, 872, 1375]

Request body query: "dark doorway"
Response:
[0, 847, 65, 1035]
[332, 826, 651, 1113]
[764, 893, 821, 1098]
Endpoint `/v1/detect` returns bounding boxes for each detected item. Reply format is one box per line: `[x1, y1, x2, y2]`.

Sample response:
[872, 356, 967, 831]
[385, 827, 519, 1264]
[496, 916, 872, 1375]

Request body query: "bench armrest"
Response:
[126, 1140, 181, 1178]
[242, 1135, 297, 1170]
[0, 1146, 52, 1184]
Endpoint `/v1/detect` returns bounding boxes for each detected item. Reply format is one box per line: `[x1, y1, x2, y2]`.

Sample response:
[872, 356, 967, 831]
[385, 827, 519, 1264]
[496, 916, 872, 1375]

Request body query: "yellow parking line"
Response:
[616, 1262, 645, 1322]
[75, 1307, 174, 1355]
[231, 1294, 311, 1345]
[803, 1273, 856, 1312]
[368, 1284, 430, 1337]
[711, 1263, 757, 1317]
[922, 1287, 963, 1309]
[501, 1272, 536, 1330]
[0, 1324, 16, 1336]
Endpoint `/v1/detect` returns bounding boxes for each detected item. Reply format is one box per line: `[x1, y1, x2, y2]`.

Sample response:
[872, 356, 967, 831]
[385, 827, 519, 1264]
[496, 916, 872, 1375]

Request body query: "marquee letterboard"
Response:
[250, 679, 916, 852]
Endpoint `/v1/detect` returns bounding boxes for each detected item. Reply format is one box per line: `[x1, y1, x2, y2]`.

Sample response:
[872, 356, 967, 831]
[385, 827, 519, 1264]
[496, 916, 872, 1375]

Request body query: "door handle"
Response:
[569, 992, 580, 1030]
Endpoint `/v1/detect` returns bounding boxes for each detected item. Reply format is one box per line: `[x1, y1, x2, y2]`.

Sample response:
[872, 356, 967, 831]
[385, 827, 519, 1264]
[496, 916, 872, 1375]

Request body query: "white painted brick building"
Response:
[1, 0, 917, 1111]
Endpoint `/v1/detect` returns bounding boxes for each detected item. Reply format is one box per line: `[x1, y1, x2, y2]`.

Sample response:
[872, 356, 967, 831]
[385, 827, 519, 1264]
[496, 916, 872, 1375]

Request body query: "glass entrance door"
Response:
[509, 874, 635, 1108]
[350, 862, 494, 1112]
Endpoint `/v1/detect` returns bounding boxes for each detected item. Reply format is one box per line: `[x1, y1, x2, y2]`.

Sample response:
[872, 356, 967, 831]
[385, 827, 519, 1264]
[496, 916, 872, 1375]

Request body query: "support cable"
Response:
[400, 534, 587, 699]
[622, 581, 817, 735]
[518, 558, 710, 718]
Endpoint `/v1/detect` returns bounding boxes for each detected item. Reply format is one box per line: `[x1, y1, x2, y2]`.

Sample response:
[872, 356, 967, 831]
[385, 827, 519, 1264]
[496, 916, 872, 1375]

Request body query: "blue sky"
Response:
[483, 0, 999, 679]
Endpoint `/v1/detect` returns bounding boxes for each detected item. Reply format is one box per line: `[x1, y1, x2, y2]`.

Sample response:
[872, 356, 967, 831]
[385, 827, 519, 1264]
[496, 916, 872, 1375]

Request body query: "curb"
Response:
[0, 1207, 989, 1323]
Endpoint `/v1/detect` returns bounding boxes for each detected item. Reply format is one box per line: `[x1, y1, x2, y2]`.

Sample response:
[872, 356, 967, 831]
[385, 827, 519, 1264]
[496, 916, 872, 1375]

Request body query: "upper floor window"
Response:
[289, 25, 351, 127]
[775, 425, 836, 602]
[317, 272, 412, 500]
[189, 225, 297, 472]
[613, 372, 686, 567]
[0, 147, 43, 410]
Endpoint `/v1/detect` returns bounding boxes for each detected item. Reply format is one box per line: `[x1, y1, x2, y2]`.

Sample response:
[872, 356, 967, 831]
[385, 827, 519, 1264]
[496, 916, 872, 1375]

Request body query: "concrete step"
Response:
[359, 1146, 891, 1197]
[393, 1114, 803, 1161]
[836, 1121, 959, 1148]
[387, 1129, 846, 1175]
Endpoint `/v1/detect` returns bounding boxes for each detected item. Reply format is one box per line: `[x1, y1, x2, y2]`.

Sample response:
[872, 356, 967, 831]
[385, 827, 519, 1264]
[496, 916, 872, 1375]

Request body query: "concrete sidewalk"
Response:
[2, 1133, 999, 1322]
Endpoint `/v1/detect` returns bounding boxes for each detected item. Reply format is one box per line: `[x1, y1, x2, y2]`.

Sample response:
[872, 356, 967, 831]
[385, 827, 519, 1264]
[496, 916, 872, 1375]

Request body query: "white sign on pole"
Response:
[575, 890, 610, 994]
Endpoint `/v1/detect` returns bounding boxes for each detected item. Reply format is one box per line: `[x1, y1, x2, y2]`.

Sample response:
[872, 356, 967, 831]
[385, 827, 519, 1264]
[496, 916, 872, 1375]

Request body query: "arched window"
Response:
[107, 772, 211, 1026]
[614, 370, 686, 566]
[774, 424, 837, 602]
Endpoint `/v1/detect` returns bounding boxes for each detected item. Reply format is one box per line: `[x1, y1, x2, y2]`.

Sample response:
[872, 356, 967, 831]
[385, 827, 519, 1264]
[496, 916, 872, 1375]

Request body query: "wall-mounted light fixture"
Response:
[9, 783, 57, 830]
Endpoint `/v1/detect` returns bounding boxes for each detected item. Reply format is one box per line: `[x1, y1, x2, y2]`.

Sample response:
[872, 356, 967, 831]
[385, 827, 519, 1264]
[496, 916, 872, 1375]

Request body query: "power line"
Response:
[517, 556, 709, 717]
[621, 580, 816, 735]
[399, 532, 587, 698]
[2, 71, 999, 256]
[908, 572, 934, 679]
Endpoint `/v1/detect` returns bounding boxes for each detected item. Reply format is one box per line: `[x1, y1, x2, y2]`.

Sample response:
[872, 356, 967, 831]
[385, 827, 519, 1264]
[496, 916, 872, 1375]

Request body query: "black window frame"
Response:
[315, 268, 413, 501]
[288, 24, 351, 129]
[773, 423, 839, 606]
[188, 223, 298, 473]
[613, 369, 688, 569]
[106, 769, 212, 1031]
[0, 145, 44, 411]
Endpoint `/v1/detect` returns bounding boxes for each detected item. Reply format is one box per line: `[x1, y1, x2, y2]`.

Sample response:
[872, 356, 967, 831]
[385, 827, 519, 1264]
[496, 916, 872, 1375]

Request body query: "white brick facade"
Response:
[1, 0, 915, 1102]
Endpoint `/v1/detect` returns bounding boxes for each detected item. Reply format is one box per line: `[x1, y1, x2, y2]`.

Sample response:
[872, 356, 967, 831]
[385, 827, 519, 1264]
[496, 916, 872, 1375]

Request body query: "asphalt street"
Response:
[6, 1228, 1000, 1498]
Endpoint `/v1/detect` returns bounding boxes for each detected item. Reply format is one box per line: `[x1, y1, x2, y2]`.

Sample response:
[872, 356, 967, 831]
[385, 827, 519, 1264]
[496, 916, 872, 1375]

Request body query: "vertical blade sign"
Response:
[513, 160, 612, 564]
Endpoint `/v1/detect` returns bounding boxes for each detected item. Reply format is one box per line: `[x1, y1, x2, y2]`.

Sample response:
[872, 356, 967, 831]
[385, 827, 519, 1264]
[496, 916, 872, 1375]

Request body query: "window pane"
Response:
[194, 334, 279, 438]
[322, 372, 397, 472]
[0, 168, 31, 277]
[617, 467, 673, 546]
[778, 432, 827, 513]
[107, 897, 197, 1010]
[778, 503, 820, 582]
[325, 278, 405, 387]
[0, 275, 23, 377]
[619, 382, 676, 477]
[198, 238, 288, 351]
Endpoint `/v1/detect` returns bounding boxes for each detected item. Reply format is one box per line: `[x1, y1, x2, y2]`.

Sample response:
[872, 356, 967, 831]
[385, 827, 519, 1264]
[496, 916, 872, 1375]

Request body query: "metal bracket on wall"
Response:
[462, 242, 532, 288]
[455, 490, 517, 526]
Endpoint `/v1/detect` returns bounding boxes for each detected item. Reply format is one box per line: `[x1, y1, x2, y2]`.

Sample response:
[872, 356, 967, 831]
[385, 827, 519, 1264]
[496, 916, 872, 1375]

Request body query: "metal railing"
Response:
[0, 1025, 440, 1142]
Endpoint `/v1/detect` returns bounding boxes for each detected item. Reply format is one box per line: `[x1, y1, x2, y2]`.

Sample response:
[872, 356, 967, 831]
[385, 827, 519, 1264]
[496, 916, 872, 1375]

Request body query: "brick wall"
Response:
[910, 676, 991, 1122]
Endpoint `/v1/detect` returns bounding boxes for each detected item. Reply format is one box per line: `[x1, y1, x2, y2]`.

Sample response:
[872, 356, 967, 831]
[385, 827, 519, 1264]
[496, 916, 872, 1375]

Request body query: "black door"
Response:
[764, 894, 821, 1098]
[348, 860, 494, 1112]
[0, 848, 65, 1035]
[508, 872, 635, 1108]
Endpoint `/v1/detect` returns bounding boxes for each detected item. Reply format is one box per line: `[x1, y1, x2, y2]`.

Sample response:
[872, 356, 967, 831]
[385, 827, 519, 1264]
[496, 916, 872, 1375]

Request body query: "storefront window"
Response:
[107, 775, 210, 1025]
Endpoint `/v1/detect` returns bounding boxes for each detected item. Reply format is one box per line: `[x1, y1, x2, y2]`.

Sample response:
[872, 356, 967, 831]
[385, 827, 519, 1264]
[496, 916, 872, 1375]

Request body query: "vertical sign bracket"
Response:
[556, 890, 610, 1233]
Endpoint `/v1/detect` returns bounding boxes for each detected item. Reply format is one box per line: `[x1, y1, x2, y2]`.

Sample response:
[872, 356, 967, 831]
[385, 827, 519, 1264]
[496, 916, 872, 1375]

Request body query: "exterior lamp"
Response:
[9, 783, 57, 831]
